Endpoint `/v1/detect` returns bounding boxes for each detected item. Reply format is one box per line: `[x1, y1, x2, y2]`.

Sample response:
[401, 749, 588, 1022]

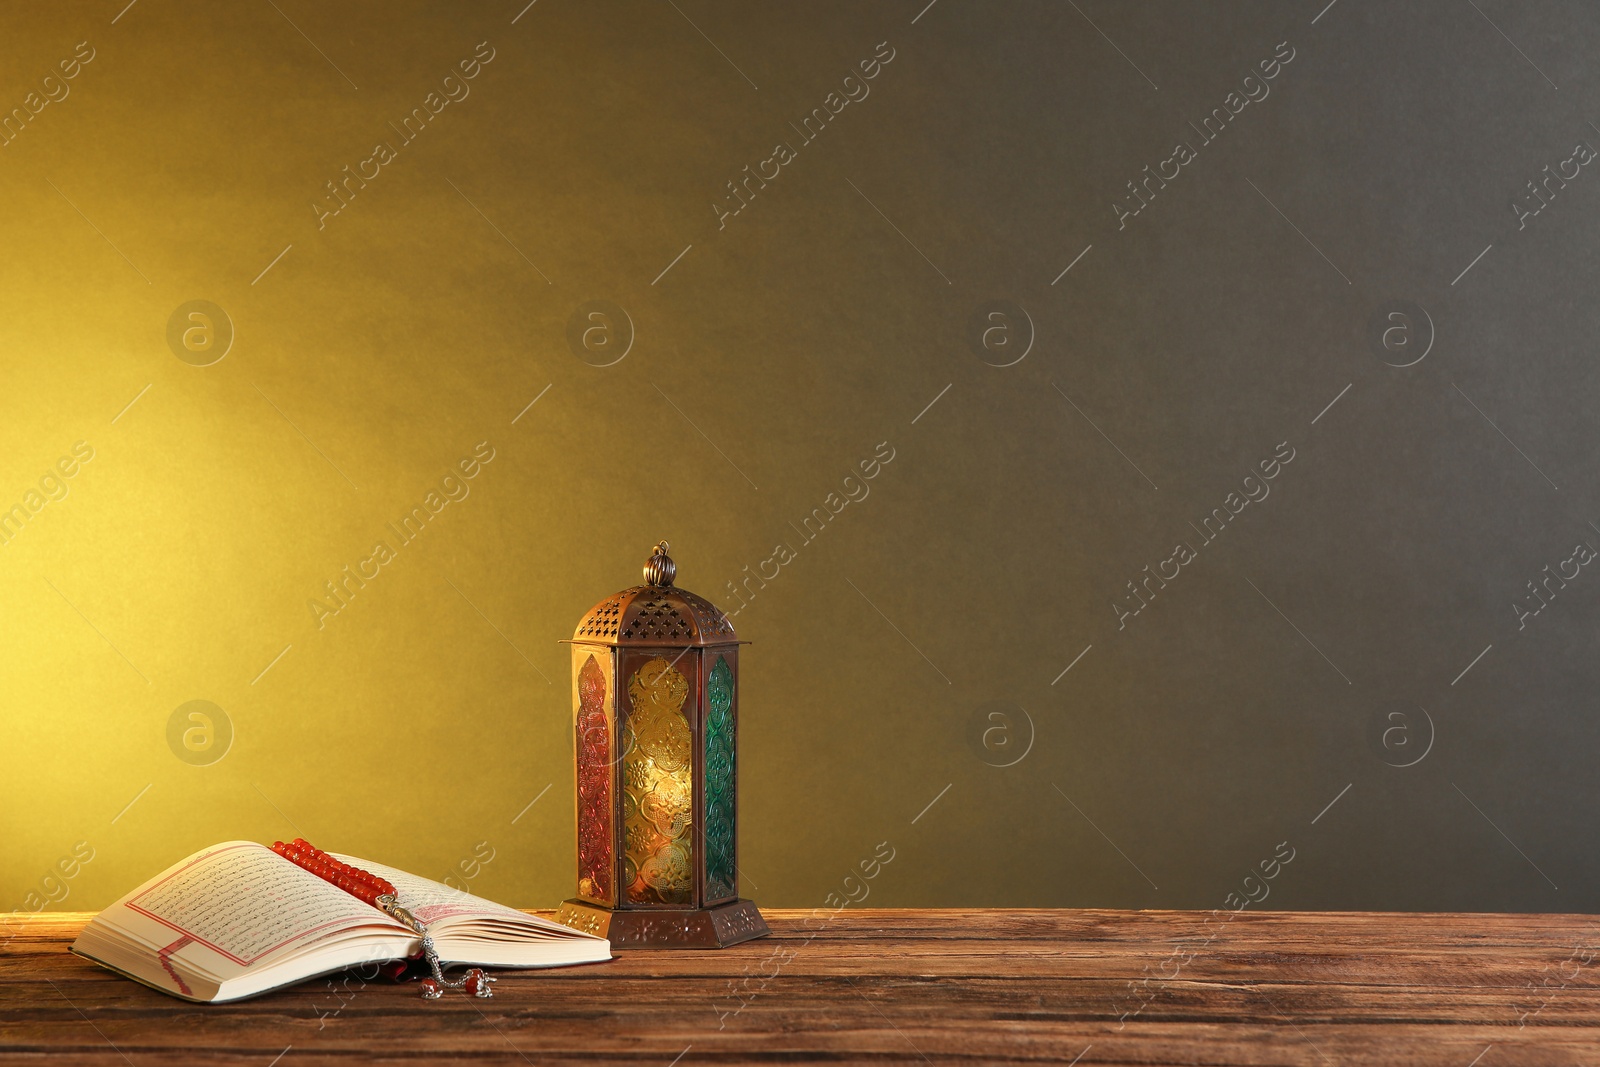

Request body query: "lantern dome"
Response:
[573, 542, 738, 647]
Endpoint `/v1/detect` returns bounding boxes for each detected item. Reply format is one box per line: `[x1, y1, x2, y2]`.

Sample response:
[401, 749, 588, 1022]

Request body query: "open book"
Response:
[71, 841, 610, 1002]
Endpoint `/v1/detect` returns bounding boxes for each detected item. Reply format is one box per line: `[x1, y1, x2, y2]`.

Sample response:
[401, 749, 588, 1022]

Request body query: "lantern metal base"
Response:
[554, 898, 769, 948]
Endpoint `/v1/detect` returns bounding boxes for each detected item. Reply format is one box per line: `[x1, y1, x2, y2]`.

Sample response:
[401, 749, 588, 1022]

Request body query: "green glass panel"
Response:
[704, 655, 736, 901]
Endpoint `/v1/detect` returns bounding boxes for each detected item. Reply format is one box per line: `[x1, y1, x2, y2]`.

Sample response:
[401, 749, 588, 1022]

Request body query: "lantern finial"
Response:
[643, 541, 676, 587]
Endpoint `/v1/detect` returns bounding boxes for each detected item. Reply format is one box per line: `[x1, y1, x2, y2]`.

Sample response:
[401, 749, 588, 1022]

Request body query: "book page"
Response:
[127, 842, 397, 966]
[334, 854, 578, 935]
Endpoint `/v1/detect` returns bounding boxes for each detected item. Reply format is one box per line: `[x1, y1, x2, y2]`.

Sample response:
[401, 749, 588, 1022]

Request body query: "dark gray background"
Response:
[723, 0, 1600, 914]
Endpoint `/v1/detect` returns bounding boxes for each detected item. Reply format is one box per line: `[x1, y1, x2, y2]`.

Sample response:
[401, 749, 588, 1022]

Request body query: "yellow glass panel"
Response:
[623, 656, 693, 905]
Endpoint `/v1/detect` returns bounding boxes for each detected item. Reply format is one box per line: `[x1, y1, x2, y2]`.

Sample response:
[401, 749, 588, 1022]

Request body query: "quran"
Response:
[70, 841, 610, 1002]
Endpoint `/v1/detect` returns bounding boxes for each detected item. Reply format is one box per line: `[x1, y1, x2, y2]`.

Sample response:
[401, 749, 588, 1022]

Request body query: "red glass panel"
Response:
[576, 653, 613, 904]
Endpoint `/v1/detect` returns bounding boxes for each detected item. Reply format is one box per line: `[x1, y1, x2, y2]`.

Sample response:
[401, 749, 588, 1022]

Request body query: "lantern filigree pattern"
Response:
[704, 656, 736, 901]
[556, 541, 768, 947]
[623, 657, 693, 905]
[575, 655, 613, 904]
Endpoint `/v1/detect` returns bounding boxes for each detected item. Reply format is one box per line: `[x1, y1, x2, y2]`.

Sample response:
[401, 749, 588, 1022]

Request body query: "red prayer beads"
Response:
[270, 838, 493, 1001]
[271, 839, 396, 906]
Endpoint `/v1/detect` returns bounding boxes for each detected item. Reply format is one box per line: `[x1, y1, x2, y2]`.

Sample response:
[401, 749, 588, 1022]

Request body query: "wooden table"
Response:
[4, 909, 1598, 1064]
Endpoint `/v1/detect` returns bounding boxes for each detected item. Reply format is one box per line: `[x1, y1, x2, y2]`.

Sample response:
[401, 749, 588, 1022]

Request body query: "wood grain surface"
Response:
[4, 908, 1598, 1065]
